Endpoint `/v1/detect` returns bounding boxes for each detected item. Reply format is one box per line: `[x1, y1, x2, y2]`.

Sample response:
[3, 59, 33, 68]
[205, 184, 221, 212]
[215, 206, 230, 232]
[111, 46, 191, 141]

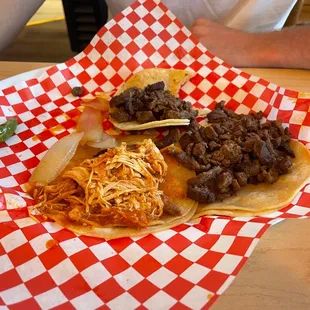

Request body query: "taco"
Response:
[160, 102, 310, 218]
[29, 139, 197, 240]
[109, 68, 197, 131]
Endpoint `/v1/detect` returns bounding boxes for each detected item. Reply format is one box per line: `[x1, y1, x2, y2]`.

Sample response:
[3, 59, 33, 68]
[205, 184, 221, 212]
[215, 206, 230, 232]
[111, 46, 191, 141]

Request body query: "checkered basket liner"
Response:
[0, 0, 310, 309]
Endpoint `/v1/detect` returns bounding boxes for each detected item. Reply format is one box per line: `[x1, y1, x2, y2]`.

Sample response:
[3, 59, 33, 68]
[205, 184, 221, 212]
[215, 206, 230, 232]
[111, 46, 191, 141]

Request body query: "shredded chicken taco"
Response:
[29, 139, 197, 239]
[109, 68, 197, 130]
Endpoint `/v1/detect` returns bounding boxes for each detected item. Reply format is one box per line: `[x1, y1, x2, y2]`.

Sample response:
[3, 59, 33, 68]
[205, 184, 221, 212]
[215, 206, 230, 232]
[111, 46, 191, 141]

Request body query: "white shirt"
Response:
[105, 0, 298, 32]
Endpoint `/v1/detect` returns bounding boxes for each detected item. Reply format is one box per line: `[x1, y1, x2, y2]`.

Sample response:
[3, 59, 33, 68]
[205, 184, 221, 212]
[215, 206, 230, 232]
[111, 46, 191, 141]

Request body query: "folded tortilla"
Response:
[110, 118, 190, 131]
[193, 140, 310, 218]
[110, 68, 194, 131]
[45, 205, 197, 240]
[194, 208, 282, 218]
[32, 152, 197, 240]
[115, 68, 194, 96]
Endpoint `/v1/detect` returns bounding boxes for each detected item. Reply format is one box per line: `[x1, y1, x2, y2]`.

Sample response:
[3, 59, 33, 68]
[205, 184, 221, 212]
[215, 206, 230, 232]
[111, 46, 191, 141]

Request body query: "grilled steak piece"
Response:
[155, 128, 180, 149]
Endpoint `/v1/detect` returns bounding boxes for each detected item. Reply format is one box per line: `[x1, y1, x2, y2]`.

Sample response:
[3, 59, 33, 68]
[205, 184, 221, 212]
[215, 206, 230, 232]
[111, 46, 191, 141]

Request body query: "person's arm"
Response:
[0, 0, 45, 51]
[191, 19, 310, 69]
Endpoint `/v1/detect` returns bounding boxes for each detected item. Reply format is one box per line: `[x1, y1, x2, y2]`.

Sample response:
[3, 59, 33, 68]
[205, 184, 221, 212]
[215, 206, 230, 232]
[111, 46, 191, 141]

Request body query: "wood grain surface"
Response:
[0, 62, 309, 309]
[29, 0, 64, 23]
[0, 62, 54, 81]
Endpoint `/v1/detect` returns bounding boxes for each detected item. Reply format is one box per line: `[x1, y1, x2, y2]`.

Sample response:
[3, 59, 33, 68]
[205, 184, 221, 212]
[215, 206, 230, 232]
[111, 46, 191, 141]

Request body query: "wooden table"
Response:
[1, 62, 310, 309]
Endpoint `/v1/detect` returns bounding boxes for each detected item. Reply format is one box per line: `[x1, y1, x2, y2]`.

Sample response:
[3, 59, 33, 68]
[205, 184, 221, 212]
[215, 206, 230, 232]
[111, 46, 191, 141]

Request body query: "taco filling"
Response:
[110, 81, 198, 124]
[164, 101, 298, 203]
[109, 68, 195, 131]
[31, 139, 167, 229]
[29, 139, 198, 237]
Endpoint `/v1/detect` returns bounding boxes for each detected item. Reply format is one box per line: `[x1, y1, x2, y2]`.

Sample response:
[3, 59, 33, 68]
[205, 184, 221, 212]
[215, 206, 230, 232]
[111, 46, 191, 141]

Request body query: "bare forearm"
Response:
[191, 20, 310, 69]
[247, 27, 310, 69]
[0, 0, 45, 51]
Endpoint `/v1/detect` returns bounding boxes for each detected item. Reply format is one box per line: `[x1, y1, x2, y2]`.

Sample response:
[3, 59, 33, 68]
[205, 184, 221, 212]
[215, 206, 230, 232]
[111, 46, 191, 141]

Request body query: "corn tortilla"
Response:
[194, 208, 283, 219]
[37, 153, 197, 240]
[44, 202, 197, 240]
[110, 118, 190, 131]
[116, 68, 194, 96]
[111, 68, 194, 131]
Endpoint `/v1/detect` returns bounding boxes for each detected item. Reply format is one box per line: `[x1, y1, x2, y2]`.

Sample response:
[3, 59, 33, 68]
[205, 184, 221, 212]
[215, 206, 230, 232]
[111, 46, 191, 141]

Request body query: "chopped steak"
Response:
[235, 172, 248, 186]
[179, 132, 194, 149]
[155, 128, 180, 149]
[163, 110, 182, 119]
[187, 184, 216, 203]
[192, 142, 208, 157]
[236, 160, 261, 177]
[275, 156, 292, 174]
[231, 179, 241, 191]
[110, 87, 142, 108]
[253, 139, 275, 165]
[109, 110, 131, 123]
[145, 81, 165, 92]
[110, 82, 197, 123]
[136, 111, 156, 123]
[217, 171, 233, 191]
[280, 140, 295, 157]
[165, 147, 201, 171]
[204, 126, 218, 139]
[187, 167, 222, 187]
[167, 101, 295, 203]
[207, 102, 228, 122]
[213, 140, 243, 164]
[185, 142, 195, 156]
[208, 140, 221, 151]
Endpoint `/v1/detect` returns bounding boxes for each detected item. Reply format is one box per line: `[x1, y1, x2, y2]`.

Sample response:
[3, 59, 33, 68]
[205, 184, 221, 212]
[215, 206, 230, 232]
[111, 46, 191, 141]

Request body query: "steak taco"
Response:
[109, 68, 198, 130]
[160, 102, 310, 217]
[29, 139, 197, 240]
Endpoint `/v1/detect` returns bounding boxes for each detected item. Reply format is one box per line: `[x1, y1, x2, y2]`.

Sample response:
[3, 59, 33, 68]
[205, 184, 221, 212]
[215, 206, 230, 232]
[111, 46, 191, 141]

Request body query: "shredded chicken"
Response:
[31, 139, 167, 228]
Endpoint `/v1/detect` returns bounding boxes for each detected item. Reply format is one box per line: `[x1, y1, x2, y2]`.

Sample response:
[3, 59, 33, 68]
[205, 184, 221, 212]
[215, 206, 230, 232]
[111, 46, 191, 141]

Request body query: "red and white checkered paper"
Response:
[1, 0, 310, 309]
